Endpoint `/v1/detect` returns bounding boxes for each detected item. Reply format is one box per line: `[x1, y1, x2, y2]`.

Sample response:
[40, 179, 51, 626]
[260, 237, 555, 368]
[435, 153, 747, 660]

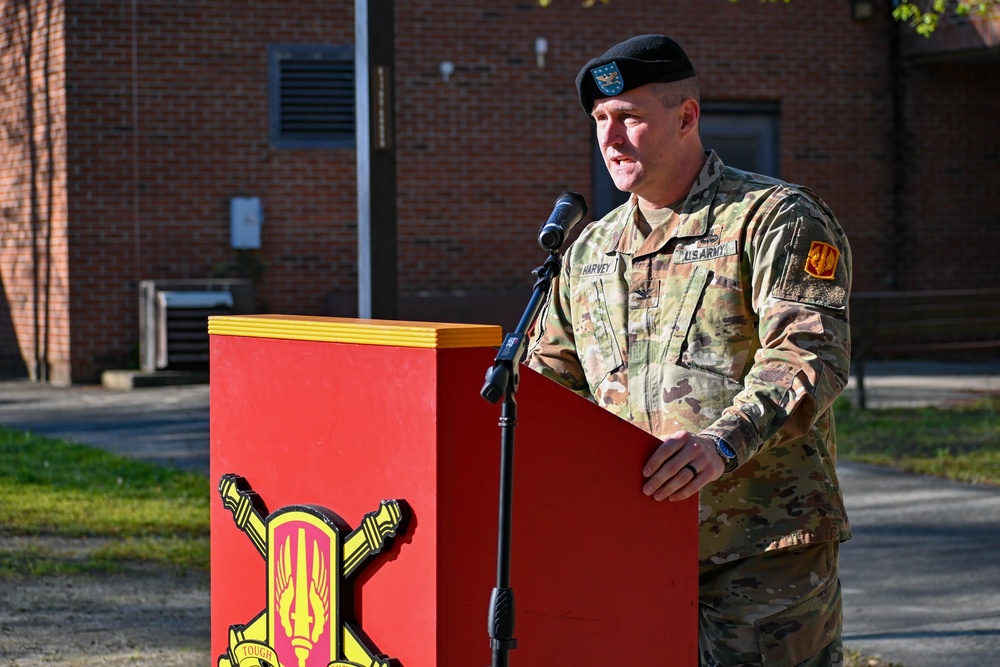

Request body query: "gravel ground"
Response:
[0, 538, 210, 666]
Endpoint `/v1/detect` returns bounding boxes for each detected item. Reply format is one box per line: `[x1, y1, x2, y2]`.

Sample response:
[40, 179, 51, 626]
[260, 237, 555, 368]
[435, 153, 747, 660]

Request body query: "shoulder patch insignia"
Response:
[591, 62, 624, 96]
[804, 241, 839, 280]
[773, 218, 848, 310]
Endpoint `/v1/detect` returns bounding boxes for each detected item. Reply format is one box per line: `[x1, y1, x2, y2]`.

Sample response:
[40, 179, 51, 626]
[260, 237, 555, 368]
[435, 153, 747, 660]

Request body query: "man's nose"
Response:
[599, 121, 623, 147]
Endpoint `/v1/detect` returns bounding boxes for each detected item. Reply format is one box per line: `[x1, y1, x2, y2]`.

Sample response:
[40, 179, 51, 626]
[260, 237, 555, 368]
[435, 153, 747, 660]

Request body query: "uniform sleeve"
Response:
[699, 190, 852, 465]
[524, 260, 592, 397]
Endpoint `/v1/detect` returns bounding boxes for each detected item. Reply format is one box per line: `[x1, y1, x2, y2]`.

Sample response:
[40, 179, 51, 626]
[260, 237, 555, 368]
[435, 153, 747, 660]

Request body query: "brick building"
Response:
[1, 0, 998, 384]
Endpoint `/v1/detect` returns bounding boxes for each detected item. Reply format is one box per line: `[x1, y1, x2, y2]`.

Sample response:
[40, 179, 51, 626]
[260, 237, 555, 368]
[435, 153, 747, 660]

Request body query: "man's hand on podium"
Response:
[641, 431, 726, 502]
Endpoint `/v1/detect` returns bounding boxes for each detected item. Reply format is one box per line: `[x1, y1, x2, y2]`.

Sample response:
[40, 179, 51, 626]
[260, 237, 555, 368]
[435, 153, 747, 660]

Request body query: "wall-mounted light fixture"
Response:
[535, 37, 548, 68]
[851, 0, 874, 21]
[439, 60, 454, 82]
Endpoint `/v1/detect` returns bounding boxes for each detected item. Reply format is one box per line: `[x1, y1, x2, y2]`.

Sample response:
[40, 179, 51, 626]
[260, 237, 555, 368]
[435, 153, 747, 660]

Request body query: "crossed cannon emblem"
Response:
[218, 473, 404, 667]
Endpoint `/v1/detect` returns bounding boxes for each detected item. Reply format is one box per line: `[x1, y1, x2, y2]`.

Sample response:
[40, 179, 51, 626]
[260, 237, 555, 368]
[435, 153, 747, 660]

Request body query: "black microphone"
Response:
[537, 192, 588, 252]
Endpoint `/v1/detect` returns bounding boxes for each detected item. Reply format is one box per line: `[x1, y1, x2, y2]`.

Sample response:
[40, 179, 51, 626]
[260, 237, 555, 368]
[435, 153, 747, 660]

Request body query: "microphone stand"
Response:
[480, 250, 563, 667]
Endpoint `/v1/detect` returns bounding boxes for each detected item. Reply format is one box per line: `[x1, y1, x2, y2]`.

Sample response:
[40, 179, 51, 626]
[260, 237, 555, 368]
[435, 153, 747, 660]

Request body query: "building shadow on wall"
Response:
[0, 0, 56, 382]
[0, 281, 28, 378]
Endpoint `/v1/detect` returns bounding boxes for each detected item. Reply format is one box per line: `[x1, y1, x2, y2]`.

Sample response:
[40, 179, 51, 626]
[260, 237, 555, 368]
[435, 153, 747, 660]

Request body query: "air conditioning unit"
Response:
[139, 279, 253, 373]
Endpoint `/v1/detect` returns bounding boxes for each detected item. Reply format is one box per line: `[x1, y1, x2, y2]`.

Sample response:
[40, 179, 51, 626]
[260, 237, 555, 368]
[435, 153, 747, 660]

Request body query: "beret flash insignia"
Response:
[591, 62, 624, 96]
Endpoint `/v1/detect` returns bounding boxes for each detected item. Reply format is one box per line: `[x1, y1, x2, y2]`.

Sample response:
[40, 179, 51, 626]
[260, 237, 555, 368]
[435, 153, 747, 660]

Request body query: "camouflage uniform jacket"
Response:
[526, 152, 853, 566]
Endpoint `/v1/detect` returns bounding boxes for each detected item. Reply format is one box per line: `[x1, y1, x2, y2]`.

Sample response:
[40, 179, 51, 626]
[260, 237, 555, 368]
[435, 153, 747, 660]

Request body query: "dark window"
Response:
[269, 44, 355, 148]
[700, 102, 780, 177]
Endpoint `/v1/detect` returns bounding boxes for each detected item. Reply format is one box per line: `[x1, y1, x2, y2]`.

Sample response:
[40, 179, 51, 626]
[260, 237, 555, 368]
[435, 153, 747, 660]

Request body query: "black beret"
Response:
[576, 34, 696, 115]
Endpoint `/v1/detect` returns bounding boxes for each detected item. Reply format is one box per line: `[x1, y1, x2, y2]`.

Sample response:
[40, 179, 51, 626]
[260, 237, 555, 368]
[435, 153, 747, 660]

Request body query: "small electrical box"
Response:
[230, 197, 263, 249]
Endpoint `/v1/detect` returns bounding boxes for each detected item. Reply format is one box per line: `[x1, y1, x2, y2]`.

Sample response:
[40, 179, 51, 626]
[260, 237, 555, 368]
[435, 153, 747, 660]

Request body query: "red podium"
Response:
[210, 315, 697, 666]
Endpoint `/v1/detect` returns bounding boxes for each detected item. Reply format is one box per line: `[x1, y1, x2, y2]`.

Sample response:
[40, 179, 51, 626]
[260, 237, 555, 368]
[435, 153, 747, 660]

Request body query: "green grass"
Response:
[0, 392, 994, 625]
[834, 395, 999, 486]
[0, 426, 210, 576]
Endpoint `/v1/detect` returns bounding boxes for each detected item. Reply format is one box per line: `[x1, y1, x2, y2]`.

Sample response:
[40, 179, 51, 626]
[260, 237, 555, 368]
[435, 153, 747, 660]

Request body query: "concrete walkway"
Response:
[844, 360, 1000, 409]
[0, 380, 209, 471]
[839, 461, 1000, 667]
[0, 359, 998, 666]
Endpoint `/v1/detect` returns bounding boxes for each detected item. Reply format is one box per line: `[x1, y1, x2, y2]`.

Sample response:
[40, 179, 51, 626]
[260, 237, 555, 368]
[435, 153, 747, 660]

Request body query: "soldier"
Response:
[526, 35, 853, 666]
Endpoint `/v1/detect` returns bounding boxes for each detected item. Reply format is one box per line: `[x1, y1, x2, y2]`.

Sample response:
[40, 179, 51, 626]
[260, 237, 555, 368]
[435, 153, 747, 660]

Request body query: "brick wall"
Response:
[393, 0, 900, 306]
[0, 0, 70, 383]
[390, 0, 996, 298]
[1, 0, 996, 382]
[64, 0, 358, 381]
[896, 58, 1000, 290]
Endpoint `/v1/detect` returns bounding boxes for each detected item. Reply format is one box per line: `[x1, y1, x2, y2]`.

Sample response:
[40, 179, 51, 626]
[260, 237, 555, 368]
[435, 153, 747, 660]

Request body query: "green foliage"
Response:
[893, 0, 1000, 37]
[537, 0, 1000, 37]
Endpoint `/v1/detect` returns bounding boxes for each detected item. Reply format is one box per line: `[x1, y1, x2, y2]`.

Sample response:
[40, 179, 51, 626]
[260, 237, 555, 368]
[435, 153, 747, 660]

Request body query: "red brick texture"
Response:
[0, 0, 70, 383]
[0, 0, 996, 382]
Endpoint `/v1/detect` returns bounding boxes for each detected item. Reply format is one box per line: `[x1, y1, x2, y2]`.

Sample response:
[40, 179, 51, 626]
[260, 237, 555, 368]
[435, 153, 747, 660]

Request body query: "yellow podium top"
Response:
[208, 314, 502, 349]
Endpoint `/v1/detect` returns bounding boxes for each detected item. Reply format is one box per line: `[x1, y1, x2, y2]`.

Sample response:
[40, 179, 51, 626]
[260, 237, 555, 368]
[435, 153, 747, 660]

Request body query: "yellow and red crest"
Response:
[804, 241, 839, 280]
[218, 474, 404, 667]
[268, 508, 339, 666]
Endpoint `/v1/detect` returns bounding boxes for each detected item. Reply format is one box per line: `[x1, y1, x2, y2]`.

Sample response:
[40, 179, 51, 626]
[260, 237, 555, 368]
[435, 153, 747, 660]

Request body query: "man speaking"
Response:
[527, 34, 853, 667]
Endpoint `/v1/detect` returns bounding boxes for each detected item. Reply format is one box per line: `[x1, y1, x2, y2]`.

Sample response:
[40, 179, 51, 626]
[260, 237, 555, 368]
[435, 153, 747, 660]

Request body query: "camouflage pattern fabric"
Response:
[699, 542, 844, 667]
[525, 151, 853, 567]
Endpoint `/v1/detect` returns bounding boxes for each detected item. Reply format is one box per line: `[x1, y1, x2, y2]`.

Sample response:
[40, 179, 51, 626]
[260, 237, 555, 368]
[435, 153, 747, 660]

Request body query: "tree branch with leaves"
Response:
[537, 0, 1000, 37]
[891, 0, 999, 37]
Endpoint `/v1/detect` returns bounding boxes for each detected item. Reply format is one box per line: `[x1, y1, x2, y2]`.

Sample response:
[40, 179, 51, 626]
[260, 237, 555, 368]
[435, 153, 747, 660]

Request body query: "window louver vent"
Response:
[270, 45, 355, 148]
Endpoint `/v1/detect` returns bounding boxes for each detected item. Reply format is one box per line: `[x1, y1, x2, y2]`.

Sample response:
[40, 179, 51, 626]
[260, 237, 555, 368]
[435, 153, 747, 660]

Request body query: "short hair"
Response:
[651, 77, 701, 109]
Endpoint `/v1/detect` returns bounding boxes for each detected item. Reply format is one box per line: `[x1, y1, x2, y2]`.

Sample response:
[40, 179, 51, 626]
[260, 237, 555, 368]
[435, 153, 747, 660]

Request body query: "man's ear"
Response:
[679, 98, 700, 137]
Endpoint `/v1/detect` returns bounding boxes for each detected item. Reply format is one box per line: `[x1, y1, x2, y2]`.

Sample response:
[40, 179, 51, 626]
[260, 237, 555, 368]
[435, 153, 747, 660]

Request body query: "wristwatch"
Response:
[707, 435, 739, 474]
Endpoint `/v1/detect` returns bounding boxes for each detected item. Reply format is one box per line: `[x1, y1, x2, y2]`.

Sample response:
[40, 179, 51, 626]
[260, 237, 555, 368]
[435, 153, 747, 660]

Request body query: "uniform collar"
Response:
[607, 150, 726, 256]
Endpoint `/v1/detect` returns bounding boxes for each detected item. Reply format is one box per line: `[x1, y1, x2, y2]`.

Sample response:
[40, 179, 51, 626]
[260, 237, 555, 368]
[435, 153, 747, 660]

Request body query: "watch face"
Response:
[718, 440, 736, 459]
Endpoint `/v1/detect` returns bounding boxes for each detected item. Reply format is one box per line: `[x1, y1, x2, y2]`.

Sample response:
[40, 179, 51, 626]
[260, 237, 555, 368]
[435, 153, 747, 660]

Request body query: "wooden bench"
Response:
[850, 288, 1000, 408]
